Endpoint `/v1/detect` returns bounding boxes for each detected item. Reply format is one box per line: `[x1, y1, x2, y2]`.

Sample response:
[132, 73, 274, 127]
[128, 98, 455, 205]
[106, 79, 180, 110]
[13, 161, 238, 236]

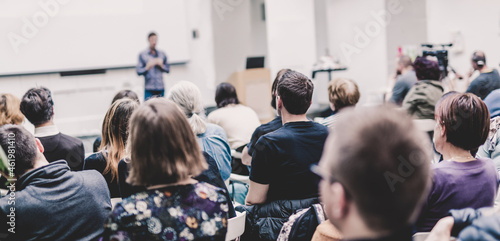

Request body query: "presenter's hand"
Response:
[146, 59, 156, 70]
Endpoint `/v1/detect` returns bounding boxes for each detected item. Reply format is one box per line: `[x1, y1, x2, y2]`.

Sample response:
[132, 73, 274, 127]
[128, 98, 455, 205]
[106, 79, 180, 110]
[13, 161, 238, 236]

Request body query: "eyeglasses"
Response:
[310, 164, 351, 198]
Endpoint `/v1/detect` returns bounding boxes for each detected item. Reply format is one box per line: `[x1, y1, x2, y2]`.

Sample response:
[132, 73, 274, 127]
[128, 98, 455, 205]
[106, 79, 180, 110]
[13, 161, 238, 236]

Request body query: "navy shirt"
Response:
[250, 121, 329, 201]
[466, 69, 500, 100]
[136, 48, 170, 91]
[390, 70, 417, 105]
[416, 158, 498, 232]
[247, 116, 283, 155]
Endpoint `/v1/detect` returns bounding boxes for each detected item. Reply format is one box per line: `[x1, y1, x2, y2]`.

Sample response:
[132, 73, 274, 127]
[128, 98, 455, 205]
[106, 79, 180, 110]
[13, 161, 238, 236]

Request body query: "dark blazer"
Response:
[38, 133, 84, 171]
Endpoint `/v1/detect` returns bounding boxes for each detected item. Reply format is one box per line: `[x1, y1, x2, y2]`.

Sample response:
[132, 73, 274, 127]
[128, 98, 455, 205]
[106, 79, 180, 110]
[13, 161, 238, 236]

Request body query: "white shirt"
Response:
[34, 125, 60, 138]
[207, 104, 261, 149]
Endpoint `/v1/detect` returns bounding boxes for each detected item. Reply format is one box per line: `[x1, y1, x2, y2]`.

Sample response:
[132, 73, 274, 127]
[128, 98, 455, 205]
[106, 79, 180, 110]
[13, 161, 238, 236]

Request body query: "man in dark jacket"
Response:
[20, 87, 84, 171]
[315, 106, 432, 241]
[0, 125, 111, 241]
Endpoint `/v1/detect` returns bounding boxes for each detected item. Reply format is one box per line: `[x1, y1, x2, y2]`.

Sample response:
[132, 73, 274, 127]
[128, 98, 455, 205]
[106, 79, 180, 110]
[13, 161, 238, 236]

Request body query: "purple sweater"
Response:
[416, 158, 499, 232]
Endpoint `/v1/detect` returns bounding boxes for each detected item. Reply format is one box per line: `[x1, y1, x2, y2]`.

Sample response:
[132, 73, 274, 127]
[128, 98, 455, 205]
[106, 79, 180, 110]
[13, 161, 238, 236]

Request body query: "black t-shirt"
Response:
[83, 151, 121, 198]
[466, 69, 500, 99]
[247, 116, 283, 155]
[250, 121, 329, 201]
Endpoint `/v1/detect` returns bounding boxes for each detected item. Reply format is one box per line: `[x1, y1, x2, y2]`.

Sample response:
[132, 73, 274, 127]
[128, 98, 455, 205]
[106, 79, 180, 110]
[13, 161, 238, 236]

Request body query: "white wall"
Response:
[265, 0, 317, 80]
[0, 0, 216, 137]
[326, 0, 388, 105]
[426, 0, 500, 76]
[211, 0, 252, 84]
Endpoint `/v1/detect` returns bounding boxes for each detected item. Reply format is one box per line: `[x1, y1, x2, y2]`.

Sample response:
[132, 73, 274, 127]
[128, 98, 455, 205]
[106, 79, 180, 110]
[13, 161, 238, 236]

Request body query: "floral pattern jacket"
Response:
[102, 182, 228, 241]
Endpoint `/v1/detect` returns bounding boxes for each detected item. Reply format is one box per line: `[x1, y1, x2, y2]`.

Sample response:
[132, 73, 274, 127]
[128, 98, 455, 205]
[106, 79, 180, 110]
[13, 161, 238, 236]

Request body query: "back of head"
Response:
[413, 56, 441, 81]
[398, 55, 413, 68]
[215, 83, 239, 108]
[111, 90, 140, 105]
[20, 87, 54, 126]
[325, 106, 431, 231]
[271, 69, 291, 109]
[277, 70, 314, 115]
[167, 81, 207, 135]
[435, 93, 490, 152]
[100, 98, 139, 180]
[127, 98, 207, 186]
[0, 125, 38, 177]
[472, 50, 486, 68]
[328, 78, 360, 111]
[0, 93, 25, 126]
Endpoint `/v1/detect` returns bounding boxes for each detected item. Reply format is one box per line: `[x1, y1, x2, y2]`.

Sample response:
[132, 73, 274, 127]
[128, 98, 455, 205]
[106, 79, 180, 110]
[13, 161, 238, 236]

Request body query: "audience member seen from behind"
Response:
[477, 89, 500, 174]
[320, 78, 360, 129]
[402, 56, 444, 119]
[84, 98, 139, 198]
[0, 93, 24, 126]
[237, 70, 329, 241]
[208, 82, 260, 150]
[416, 93, 498, 232]
[389, 55, 418, 105]
[466, 51, 500, 100]
[20, 87, 85, 170]
[241, 69, 289, 166]
[0, 125, 111, 241]
[167, 80, 232, 181]
[103, 99, 228, 241]
[314, 106, 431, 241]
[93, 89, 140, 152]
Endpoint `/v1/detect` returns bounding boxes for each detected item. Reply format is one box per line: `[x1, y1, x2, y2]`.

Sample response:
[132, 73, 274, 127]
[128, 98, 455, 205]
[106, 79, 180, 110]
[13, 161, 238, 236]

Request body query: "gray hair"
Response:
[167, 81, 207, 135]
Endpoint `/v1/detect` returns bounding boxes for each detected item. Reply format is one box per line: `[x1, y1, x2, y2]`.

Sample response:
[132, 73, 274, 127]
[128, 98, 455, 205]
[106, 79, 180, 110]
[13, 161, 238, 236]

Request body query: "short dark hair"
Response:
[435, 93, 490, 151]
[20, 87, 54, 126]
[215, 83, 239, 108]
[111, 90, 140, 105]
[325, 106, 431, 231]
[413, 56, 441, 81]
[271, 69, 290, 109]
[0, 125, 39, 177]
[328, 78, 360, 111]
[277, 70, 314, 115]
[148, 32, 157, 39]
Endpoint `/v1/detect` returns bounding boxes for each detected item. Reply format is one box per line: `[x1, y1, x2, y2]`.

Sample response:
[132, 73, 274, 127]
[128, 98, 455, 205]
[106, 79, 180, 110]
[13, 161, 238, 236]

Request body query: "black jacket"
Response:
[235, 197, 320, 241]
[449, 207, 500, 240]
[0, 160, 111, 241]
[38, 133, 85, 171]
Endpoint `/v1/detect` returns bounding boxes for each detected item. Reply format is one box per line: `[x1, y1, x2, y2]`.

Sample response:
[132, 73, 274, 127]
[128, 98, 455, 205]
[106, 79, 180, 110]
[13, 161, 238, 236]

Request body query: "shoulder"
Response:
[59, 132, 83, 146]
[85, 152, 105, 162]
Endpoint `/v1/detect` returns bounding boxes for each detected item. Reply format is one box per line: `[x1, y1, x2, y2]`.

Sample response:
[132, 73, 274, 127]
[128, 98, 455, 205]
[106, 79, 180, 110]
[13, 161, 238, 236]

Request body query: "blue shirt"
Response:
[136, 48, 170, 91]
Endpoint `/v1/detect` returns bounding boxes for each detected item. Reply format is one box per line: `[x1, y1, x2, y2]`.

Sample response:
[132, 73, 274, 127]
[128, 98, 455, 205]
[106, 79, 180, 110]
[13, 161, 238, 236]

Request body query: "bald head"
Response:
[472, 50, 486, 70]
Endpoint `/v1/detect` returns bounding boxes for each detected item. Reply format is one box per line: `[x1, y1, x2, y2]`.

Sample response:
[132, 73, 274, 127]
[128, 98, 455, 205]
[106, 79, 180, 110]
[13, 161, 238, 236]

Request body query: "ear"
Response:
[34, 138, 44, 154]
[330, 182, 350, 220]
[440, 123, 446, 137]
[277, 96, 283, 109]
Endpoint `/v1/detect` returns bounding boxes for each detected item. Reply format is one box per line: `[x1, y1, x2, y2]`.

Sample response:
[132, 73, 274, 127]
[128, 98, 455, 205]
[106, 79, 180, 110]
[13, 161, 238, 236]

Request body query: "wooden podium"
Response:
[226, 68, 273, 122]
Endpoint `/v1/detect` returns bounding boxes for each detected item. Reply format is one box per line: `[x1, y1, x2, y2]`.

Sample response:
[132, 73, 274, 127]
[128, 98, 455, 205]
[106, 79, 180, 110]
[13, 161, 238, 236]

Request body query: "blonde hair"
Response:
[99, 98, 139, 181]
[328, 78, 360, 111]
[167, 81, 207, 135]
[127, 98, 207, 186]
[0, 94, 24, 126]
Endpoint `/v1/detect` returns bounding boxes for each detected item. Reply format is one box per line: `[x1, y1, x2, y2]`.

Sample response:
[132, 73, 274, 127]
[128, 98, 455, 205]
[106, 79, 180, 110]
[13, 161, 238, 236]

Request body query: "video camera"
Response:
[421, 43, 453, 78]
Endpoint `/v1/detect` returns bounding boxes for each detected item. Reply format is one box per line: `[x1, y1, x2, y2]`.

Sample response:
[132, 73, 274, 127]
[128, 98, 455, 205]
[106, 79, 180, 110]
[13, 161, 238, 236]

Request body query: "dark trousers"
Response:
[144, 89, 164, 100]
